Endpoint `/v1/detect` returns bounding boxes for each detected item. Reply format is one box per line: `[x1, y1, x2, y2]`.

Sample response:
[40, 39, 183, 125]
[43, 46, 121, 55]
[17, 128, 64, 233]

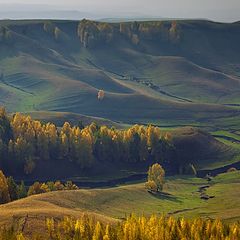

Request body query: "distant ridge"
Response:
[98, 17, 209, 23]
[0, 10, 97, 20]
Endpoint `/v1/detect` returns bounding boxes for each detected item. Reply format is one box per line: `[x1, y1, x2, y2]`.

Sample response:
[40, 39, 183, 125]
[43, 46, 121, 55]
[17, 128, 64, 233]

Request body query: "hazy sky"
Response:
[0, 0, 239, 22]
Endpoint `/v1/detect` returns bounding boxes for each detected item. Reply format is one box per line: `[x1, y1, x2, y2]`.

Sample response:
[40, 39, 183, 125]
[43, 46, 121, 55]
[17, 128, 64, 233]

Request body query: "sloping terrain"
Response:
[0, 20, 239, 129]
[0, 171, 239, 236]
[172, 127, 237, 170]
[28, 111, 123, 128]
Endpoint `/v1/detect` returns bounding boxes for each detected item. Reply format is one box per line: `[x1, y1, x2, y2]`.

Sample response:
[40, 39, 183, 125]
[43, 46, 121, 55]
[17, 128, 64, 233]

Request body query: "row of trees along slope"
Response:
[0, 169, 80, 204]
[78, 19, 181, 48]
[0, 107, 199, 177]
[0, 108, 172, 174]
[2, 213, 240, 239]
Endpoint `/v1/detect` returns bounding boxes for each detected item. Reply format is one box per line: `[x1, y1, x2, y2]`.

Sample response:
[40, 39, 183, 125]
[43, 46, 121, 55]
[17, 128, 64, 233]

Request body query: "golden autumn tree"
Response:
[98, 90, 105, 101]
[45, 123, 58, 158]
[94, 126, 113, 162]
[27, 182, 50, 196]
[92, 221, 103, 240]
[0, 170, 10, 204]
[145, 163, 165, 193]
[78, 129, 94, 168]
[36, 126, 49, 160]
[169, 21, 181, 43]
[103, 225, 111, 240]
[41, 214, 240, 240]
[60, 122, 72, 159]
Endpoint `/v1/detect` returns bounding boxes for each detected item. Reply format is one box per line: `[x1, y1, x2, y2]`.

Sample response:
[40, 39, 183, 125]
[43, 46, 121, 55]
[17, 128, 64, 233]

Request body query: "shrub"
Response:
[227, 167, 237, 173]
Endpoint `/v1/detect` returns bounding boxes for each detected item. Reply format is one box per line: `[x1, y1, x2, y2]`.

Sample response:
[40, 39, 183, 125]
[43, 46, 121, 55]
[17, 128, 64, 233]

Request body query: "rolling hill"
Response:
[0, 19, 240, 239]
[0, 171, 239, 236]
[0, 19, 239, 130]
[27, 111, 124, 128]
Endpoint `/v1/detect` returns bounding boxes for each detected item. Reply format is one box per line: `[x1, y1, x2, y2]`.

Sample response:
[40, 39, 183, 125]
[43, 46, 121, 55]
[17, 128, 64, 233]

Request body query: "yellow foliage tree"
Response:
[98, 90, 105, 100]
[42, 214, 240, 240]
[145, 163, 165, 192]
[0, 170, 10, 204]
[92, 221, 103, 240]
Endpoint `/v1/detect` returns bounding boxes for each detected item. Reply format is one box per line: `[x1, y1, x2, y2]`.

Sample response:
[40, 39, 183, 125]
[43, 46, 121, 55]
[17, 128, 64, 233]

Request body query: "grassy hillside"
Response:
[0, 171, 239, 235]
[27, 111, 124, 128]
[171, 127, 238, 170]
[0, 20, 239, 130]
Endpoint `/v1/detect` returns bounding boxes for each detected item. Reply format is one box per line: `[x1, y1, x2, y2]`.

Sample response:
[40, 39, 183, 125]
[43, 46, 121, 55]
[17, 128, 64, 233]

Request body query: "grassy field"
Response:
[27, 111, 124, 128]
[0, 20, 239, 130]
[212, 130, 240, 142]
[0, 171, 239, 235]
[211, 130, 240, 151]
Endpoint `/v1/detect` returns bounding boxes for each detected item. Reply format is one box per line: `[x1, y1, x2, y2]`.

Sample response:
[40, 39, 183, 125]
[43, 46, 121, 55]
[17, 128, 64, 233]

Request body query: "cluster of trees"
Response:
[2, 214, 239, 240]
[43, 22, 68, 42]
[0, 108, 172, 175]
[77, 20, 182, 48]
[0, 170, 27, 204]
[145, 163, 165, 193]
[0, 26, 12, 42]
[28, 180, 78, 196]
[78, 19, 115, 48]
[0, 170, 78, 204]
[120, 21, 181, 45]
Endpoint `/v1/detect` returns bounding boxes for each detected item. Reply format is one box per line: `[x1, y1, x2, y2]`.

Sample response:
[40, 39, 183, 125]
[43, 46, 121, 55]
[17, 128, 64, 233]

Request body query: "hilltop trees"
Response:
[43, 22, 55, 34]
[0, 26, 12, 43]
[78, 20, 114, 48]
[145, 163, 165, 193]
[169, 21, 181, 43]
[78, 20, 182, 49]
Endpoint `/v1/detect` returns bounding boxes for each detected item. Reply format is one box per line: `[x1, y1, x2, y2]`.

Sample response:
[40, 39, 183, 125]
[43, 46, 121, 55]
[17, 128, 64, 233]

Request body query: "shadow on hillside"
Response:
[148, 191, 182, 203]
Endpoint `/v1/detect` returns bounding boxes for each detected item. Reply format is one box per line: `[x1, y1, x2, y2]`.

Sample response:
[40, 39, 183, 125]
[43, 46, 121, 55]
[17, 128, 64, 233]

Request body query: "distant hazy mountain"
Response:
[0, 10, 98, 20]
[0, 4, 102, 20]
[0, 4, 202, 22]
[99, 17, 209, 23]
[0, 3, 239, 22]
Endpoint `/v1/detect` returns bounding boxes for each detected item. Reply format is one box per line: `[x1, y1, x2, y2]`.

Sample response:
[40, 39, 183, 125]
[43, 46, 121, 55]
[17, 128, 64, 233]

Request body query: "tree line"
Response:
[0, 170, 79, 204]
[1, 214, 239, 240]
[0, 107, 172, 175]
[77, 19, 182, 48]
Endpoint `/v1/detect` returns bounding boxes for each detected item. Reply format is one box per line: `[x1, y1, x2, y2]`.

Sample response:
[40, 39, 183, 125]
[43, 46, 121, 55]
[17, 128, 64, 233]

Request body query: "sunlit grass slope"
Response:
[0, 171, 239, 235]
